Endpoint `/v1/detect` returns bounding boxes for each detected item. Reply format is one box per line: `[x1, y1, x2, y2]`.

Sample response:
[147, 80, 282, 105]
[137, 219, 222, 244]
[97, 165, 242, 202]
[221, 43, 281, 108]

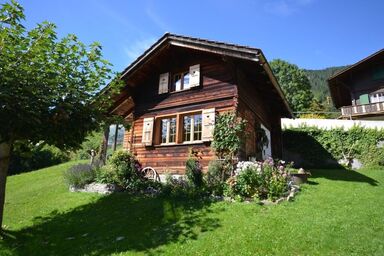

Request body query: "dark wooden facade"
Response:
[109, 33, 291, 174]
[328, 49, 384, 120]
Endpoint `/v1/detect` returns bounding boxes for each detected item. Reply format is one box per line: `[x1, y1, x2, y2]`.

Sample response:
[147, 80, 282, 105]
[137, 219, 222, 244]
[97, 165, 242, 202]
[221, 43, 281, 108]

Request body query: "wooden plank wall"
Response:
[124, 56, 237, 174]
[235, 65, 283, 159]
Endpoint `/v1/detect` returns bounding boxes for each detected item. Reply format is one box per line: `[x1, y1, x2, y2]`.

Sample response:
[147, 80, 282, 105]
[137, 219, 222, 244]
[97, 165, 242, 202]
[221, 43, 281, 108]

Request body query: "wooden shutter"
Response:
[189, 64, 200, 87]
[202, 108, 215, 141]
[158, 73, 169, 94]
[142, 117, 154, 146]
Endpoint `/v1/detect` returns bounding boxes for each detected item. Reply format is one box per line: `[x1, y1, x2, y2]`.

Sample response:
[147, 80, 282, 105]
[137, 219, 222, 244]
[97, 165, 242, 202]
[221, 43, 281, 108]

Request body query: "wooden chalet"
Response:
[108, 33, 292, 174]
[328, 49, 384, 120]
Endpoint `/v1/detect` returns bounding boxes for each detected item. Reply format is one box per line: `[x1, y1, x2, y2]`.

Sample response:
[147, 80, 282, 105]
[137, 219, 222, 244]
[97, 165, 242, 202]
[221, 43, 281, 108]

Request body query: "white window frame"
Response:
[183, 113, 202, 143]
[160, 117, 176, 145]
[172, 71, 190, 92]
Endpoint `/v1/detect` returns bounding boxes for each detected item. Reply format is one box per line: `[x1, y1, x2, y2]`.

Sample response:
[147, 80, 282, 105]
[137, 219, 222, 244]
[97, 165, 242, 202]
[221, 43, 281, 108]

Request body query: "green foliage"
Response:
[98, 150, 141, 189]
[231, 167, 260, 199]
[212, 112, 246, 159]
[63, 163, 95, 188]
[225, 159, 290, 201]
[0, 0, 122, 148]
[270, 59, 314, 112]
[185, 148, 204, 188]
[162, 175, 194, 198]
[303, 66, 347, 103]
[205, 161, 226, 195]
[71, 131, 103, 160]
[9, 141, 70, 175]
[95, 165, 117, 185]
[283, 126, 384, 168]
[185, 158, 203, 188]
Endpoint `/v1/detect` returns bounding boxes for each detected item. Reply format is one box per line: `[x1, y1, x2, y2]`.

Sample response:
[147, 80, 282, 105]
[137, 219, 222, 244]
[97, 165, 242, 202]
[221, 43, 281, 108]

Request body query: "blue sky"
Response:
[9, 0, 384, 71]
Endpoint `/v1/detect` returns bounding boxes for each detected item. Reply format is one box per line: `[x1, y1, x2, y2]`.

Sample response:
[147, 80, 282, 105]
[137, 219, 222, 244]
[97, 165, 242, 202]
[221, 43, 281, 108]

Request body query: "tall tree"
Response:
[0, 0, 121, 230]
[270, 59, 314, 113]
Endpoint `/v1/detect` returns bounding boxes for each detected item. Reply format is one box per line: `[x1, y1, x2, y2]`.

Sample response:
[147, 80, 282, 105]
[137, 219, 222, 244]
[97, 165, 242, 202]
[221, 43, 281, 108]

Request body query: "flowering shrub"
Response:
[63, 163, 96, 188]
[95, 150, 147, 192]
[225, 158, 291, 201]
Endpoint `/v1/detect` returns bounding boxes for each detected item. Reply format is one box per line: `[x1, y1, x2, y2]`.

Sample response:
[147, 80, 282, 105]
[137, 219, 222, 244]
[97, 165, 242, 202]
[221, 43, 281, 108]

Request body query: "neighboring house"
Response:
[107, 33, 292, 174]
[328, 49, 384, 120]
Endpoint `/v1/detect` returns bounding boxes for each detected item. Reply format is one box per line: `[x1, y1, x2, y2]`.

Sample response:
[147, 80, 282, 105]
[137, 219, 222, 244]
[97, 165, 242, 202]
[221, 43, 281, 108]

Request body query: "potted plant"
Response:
[290, 168, 311, 185]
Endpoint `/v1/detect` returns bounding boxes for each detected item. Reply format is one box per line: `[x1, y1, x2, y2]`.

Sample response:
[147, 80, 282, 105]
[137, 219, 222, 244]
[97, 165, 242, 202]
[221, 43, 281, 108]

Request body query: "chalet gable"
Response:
[108, 33, 292, 118]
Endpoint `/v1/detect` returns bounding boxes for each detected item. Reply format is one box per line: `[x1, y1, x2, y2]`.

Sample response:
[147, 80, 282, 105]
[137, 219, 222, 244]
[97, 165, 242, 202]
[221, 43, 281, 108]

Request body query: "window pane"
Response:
[183, 116, 191, 141]
[161, 119, 168, 143]
[169, 118, 176, 143]
[174, 74, 181, 91]
[183, 72, 190, 89]
[193, 114, 202, 141]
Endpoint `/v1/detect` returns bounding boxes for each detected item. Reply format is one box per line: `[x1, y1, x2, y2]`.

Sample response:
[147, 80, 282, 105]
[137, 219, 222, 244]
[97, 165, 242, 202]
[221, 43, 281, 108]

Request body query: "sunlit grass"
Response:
[1, 162, 383, 255]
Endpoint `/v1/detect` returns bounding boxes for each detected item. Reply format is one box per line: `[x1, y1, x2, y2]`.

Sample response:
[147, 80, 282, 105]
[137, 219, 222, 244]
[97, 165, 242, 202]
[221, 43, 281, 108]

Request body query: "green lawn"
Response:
[1, 162, 384, 255]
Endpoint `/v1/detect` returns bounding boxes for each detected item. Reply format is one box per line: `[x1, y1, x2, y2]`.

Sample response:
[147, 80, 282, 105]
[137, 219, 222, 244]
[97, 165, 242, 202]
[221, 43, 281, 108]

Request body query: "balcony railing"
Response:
[341, 102, 384, 117]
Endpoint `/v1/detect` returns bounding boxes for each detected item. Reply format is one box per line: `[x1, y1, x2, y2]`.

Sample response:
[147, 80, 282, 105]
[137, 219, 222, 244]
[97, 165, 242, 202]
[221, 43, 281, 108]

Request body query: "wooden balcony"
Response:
[341, 102, 384, 118]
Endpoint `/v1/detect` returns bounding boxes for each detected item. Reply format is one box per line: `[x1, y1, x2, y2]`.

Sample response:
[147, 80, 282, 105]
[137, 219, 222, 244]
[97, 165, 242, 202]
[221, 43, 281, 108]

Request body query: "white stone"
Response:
[69, 182, 122, 194]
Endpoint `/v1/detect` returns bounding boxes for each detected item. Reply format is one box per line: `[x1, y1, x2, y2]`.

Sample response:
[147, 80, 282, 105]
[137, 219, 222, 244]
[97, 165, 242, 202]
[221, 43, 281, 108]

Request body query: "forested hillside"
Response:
[303, 66, 347, 103]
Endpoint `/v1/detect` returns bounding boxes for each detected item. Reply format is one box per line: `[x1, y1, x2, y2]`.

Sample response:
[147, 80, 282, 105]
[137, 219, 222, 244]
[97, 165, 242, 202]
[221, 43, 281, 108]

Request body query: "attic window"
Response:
[172, 72, 190, 91]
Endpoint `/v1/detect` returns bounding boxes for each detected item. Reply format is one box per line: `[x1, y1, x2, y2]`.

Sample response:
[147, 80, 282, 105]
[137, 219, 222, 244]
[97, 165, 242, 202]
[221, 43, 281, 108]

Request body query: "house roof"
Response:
[328, 48, 384, 82]
[108, 33, 293, 117]
[328, 48, 384, 108]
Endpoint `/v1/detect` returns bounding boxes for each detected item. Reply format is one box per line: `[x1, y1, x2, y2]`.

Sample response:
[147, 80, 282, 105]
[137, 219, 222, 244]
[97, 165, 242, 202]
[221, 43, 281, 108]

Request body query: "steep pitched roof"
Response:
[328, 48, 384, 108]
[110, 33, 292, 117]
[328, 49, 384, 82]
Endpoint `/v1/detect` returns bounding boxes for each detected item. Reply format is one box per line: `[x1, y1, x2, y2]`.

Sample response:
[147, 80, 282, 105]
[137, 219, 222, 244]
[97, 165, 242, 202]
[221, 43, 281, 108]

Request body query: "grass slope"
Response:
[1, 162, 384, 255]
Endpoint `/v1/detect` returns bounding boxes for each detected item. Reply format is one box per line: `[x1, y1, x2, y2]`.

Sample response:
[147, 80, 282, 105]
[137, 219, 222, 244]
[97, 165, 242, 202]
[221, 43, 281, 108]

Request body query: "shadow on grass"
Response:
[309, 168, 378, 186]
[1, 194, 221, 255]
[283, 130, 379, 186]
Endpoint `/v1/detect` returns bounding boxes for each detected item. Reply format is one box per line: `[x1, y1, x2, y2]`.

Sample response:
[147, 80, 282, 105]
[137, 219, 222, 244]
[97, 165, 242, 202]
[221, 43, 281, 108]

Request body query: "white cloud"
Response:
[263, 0, 314, 16]
[146, 3, 170, 32]
[92, 1, 139, 33]
[123, 37, 157, 61]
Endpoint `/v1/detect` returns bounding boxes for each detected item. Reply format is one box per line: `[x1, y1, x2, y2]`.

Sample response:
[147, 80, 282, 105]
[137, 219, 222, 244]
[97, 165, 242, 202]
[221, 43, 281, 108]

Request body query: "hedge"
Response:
[282, 126, 384, 168]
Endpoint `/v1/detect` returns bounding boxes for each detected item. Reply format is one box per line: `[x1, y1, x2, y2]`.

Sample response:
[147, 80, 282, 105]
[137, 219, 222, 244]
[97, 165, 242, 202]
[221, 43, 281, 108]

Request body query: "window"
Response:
[370, 92, 384, 103]
[161, 117, 176, 144]
[183, 114, 202, 142]
[172, 71, 190, 92]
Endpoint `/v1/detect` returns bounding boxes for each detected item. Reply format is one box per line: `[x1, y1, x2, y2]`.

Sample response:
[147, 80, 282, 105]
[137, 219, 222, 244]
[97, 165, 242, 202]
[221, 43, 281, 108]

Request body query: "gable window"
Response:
[161, 117, 176, 144]
[172, 72, 190, 92]
[183, 114, 202, 142]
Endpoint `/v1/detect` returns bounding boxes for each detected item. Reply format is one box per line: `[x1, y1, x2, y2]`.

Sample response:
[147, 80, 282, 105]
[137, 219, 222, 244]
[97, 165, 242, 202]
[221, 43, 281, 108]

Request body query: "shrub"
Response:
[95, 150, 147, 192]
[185, 158, 203, 188]
[71, 131, 102, 160]
[283, 126, 384, 168]
[206, 160, 226, 195]
[9, 142, 70, 175]
[233, 164, 261, 199]
[226, 159, 290, 201]
[107, 150, 138, 185]
[63, 163, 95, 188]
[95, 165, 117, 184]
[212, 112, 246, 176]
[163, 174, 190, 197]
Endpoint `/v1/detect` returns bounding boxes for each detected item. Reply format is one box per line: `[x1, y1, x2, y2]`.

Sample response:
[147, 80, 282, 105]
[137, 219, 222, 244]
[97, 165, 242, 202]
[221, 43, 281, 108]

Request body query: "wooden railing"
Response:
[341, 102, 384, 117]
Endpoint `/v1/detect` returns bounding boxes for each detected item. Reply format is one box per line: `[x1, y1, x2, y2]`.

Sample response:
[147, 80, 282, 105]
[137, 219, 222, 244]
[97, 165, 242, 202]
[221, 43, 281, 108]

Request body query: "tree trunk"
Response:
[98, 126, 109, 165]
[112, 124, 119, 152]
[0, 142, 11, 231]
